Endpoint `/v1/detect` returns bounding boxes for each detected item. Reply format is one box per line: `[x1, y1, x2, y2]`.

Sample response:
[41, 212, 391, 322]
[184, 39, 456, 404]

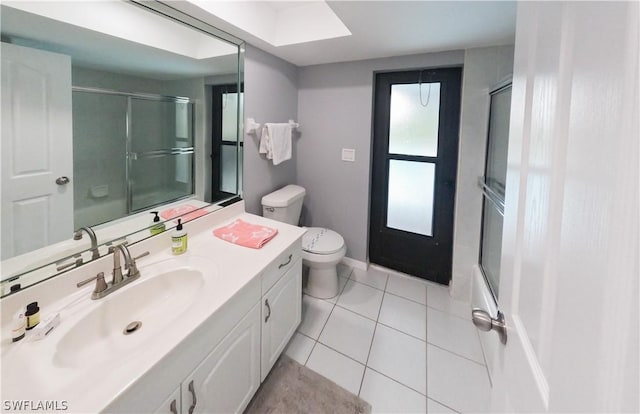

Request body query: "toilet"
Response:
[262, 185, 346, 299]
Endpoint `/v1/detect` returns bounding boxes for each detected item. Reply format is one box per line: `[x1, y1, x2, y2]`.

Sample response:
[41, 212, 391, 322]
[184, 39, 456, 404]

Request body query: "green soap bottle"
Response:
[150, 211, 166, 235]
[171, 219, 188, 255]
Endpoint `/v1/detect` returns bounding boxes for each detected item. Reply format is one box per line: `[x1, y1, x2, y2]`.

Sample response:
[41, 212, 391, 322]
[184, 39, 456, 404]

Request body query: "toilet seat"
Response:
[302, 227, 344, 255]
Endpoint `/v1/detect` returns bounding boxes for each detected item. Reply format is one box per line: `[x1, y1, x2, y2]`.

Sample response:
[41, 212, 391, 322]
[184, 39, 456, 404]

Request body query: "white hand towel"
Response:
[259, 125, 272, 160]
[264, 123, 292, 165]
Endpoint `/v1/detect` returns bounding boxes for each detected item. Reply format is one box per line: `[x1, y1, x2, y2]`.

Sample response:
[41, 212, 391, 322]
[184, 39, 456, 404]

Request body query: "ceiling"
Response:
[0, 2, 240, 80]
[178, 1, 518, 67]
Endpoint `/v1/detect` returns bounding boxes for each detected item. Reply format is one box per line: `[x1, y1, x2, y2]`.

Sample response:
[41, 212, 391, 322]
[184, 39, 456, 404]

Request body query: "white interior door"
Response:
[481, 2, 639, 412]
[1, 43, 74, 259]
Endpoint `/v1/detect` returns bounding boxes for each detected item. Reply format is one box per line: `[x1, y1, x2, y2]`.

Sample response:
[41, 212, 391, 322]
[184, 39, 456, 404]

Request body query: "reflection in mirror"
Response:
[0, 1, 244, 295]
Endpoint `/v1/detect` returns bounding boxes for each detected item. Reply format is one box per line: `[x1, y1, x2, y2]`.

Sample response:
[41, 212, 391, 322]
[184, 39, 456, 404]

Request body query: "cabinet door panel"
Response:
[153, 386, 180, 414]
[182, 304, 261, 414]
[261, 259, 302, 381]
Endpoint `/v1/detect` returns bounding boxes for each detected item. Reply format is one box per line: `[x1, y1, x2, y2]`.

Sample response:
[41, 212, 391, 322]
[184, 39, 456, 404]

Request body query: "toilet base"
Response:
[301, 244, 346, 299]
[304, 265, 339, 299]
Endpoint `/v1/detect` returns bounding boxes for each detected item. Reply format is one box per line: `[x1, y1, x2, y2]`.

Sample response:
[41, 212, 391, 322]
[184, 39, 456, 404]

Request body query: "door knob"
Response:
[55, 176, 70, 185]
[472, 309, 507, 344]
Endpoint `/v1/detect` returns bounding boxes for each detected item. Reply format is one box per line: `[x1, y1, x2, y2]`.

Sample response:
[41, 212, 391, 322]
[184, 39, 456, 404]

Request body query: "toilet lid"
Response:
[302, 227, 344, 255]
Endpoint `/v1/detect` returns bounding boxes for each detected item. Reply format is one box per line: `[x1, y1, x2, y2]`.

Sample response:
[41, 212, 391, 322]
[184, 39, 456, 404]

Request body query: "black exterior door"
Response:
[369, 68, 462, 285]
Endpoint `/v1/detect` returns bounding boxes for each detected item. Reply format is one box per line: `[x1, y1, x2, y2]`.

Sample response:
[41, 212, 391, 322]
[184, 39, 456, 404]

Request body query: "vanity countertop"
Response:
[0, 203, 306, 413]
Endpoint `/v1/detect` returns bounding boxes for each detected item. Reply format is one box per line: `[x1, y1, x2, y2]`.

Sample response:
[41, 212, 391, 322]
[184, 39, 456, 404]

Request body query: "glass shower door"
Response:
[129, 98, 194, 212]
[72, 91, 128, 228]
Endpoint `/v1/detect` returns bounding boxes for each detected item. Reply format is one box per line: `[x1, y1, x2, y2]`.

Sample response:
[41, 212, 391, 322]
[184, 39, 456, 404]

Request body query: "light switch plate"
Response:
[342, 148, 356, 162]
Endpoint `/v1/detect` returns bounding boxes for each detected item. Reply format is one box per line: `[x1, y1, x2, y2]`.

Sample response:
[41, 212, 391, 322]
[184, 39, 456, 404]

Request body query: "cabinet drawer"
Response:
[261, 240, 301, 295]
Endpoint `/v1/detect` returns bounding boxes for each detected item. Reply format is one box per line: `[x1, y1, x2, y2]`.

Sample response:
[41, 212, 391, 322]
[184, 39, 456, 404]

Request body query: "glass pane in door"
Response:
[485, 87, 511, 197]
[389, 83, 441, 157]
[386, 160, 435, 236]
[220, 145, 242, 194]
[222, 92, 242, 142]
[130, 153, 193, 212]
[480, 197, 504, 298]
[130, 99, 193, 153]
[72, 91, 127, 227]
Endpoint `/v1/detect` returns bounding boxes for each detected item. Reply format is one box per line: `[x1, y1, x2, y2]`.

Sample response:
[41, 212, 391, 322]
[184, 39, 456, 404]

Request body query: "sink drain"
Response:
[123, 321, 142, 335]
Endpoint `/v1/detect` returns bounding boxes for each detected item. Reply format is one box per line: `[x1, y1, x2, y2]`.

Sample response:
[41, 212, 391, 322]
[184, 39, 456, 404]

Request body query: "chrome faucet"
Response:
[111, 244, 141, 284]
[74, 227, 100, 260]
[76, 244, 149, 300]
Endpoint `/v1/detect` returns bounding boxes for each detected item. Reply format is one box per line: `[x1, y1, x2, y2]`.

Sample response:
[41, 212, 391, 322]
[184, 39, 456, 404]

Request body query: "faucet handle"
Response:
[127, 251, 149, 277]
[134, 251, 150, 261]
[77, 272, 108, 294]
[57, 254, 83, 271]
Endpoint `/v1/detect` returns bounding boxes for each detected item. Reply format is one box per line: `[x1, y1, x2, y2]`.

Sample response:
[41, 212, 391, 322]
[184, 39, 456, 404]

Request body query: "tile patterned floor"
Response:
[284, 264, 492, 413]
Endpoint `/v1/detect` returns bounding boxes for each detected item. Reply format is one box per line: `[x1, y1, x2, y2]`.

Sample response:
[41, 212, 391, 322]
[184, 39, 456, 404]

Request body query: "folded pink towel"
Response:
[175, 209, 208, 224]
[213, 219, 278, 249]
[160, 204, 198, 220]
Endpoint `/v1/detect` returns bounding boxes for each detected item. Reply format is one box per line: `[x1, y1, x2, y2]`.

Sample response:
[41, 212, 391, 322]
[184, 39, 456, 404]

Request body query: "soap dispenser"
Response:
[171, 219, 187, 255]
[150, 211, 165, 235]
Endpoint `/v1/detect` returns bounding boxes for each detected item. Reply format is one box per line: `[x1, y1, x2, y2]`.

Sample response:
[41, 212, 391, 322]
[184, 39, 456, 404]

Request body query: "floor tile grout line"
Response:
[333, 299, 383, 323]
[313, 339, 368, 368]
[384, 289, 427, 306]
[365, 366, 427, 398]
[357, 287, 387, 397]
[377, 319, 426, 343]
[475, 328, 494, 388]
[383, 290, 429, 309]
[316, 298, 338, 342]
[303, 338, 318, 366]
[427, 341, 487, 367]
[425, 283, 429, 406]
[302, 333, 428, 401]
[427, 303, 474, 322]
[427, 397, 462, 414]
[349, 271, 389, 292]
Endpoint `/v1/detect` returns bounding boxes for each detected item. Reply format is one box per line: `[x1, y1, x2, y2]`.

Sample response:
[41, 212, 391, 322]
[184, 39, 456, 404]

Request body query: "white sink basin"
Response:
[53, 256, 216, 368]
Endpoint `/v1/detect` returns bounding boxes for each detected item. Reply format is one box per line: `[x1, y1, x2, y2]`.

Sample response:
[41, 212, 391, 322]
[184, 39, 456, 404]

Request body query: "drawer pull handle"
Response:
[265, 299, 271, 323]
[188, 380, 197, 414]
[170, 399, 178, 414]
[278, 254, 293, 269]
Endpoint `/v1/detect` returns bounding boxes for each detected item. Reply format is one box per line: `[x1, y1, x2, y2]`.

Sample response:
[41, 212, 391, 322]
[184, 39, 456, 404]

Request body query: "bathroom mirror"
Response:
[0, 1, 244, 294]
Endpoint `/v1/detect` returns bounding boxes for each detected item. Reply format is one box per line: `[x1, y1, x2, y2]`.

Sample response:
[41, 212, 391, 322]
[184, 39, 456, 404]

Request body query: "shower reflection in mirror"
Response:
[72, 87, 195, 229]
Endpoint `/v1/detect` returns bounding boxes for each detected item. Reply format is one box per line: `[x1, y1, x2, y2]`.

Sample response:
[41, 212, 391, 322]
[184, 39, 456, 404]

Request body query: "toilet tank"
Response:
[261, 185, 306, 225]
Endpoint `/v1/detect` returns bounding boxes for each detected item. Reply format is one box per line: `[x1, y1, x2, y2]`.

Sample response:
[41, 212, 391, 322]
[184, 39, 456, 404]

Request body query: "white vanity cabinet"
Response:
[181, 304, 261, 414]
[153, 386, 181, 414]
[149, 304, 261, 414]
[261, 258, 302, 381]
[142, 241, 303, 414]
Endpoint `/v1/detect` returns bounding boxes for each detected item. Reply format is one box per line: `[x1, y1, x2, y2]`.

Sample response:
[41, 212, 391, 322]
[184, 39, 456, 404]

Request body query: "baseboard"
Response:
[340, 257, 367, 271]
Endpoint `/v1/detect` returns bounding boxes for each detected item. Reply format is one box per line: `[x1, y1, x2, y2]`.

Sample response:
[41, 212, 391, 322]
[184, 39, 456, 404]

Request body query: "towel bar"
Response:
[246, 118, 299, 134]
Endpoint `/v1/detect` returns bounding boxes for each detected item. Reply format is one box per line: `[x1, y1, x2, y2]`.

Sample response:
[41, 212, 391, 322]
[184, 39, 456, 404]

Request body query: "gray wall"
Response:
[296, 51, 465, 262]
[451, 45, 514, 301]
[243, 44, 299, 214]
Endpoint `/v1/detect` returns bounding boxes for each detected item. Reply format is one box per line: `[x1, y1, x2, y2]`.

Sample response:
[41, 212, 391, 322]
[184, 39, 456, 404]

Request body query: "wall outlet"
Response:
[342, 148, 356, 162]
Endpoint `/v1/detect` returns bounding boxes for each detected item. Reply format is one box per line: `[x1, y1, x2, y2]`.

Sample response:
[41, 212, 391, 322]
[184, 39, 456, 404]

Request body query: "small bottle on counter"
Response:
[149, 211, 166, 235]
[25, 302, 40, 330]
[171, 219, 188, 255]
[12, 311, 26, 342]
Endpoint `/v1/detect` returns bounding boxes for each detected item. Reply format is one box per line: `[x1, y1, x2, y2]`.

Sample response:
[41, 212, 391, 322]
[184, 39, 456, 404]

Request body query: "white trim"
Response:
[340, 256, 367, 271]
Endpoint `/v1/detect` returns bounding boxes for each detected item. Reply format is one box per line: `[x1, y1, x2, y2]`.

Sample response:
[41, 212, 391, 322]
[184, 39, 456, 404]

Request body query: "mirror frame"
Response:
[1, 0, 245, 296]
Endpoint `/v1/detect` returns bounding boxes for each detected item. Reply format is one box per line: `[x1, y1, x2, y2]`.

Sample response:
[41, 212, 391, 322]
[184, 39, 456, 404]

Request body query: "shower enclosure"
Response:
[72, 87, 194, 228]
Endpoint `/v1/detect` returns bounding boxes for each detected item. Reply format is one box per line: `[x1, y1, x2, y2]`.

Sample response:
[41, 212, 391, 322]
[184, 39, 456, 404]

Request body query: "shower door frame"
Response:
[72, 86, 195, 214]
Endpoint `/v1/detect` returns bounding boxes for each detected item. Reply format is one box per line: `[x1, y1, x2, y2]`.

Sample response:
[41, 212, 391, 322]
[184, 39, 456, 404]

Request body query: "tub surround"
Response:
[1, 201, 306, 413]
